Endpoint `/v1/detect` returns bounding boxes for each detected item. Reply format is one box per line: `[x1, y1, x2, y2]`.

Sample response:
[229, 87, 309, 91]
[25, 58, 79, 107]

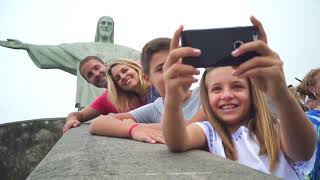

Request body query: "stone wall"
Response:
[0, 118, 65, 180]
[27, 124, 278, 180]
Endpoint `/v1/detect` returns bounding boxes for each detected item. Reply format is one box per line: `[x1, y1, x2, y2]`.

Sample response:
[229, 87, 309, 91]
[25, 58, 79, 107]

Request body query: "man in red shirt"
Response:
[63, 56, 117, 133]
[63, 56, 160, 133]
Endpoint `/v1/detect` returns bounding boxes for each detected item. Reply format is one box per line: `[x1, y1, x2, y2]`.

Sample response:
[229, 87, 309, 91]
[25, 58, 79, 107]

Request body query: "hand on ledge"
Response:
[131, 125, 165, 144]
[63, 119, 81, 133]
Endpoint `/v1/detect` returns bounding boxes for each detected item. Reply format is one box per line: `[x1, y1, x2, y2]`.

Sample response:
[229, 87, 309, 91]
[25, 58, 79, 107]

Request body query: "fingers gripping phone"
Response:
[181, 26, 259, 68]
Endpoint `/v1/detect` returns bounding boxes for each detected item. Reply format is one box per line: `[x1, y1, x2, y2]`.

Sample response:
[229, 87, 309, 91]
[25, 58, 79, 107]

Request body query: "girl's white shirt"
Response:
[195, 121, 316, 180]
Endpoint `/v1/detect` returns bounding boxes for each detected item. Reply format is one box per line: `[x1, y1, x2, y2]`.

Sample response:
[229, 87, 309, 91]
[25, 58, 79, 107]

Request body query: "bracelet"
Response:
[128, 124, 139, 138]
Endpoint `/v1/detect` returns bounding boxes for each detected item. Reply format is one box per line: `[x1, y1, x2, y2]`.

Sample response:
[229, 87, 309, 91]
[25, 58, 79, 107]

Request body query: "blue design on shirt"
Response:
[147, 86, 161, 104]
[305, 109, 320, 180]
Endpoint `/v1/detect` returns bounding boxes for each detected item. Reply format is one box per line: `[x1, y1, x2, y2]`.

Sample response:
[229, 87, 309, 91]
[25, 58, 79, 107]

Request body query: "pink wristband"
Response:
[128, 124, 139, 138]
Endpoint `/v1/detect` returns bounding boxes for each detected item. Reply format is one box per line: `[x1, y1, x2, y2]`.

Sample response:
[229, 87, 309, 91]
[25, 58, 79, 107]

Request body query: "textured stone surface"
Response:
[0, 118, 65, 180]
[27, 124, 278, 180]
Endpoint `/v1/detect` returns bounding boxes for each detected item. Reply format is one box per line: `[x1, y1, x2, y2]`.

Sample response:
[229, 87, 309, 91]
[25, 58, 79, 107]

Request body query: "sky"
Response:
[0, 0, 319, 124]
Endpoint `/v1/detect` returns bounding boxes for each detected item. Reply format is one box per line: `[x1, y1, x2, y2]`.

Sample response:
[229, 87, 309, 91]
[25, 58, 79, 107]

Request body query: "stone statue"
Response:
[95, 16, 114, 43]
[0, 16, 140, 110]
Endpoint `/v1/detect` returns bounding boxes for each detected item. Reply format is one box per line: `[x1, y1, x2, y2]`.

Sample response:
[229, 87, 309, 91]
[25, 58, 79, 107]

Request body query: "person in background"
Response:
[63, 56, 160, 133]
[295, 68, 320, 180]
[107, 59, 159, 112]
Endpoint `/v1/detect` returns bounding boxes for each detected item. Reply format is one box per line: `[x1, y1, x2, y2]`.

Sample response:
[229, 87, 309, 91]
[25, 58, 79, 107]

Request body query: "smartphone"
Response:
[181, 26, 259, 68]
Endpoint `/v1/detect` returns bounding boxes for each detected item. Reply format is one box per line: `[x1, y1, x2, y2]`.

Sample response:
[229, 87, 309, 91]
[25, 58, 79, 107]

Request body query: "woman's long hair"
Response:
[200, 67, 280, 171]
[107, 59, 149, 112]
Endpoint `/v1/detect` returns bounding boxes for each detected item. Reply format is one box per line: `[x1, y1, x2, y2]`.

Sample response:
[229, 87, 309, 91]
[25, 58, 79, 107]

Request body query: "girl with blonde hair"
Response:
[107, 58, 159, 112]
[162, 17, 316, 179]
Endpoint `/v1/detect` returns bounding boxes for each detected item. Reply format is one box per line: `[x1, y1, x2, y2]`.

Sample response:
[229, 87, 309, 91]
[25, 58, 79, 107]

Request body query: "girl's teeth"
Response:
[221, 105, 236, 109]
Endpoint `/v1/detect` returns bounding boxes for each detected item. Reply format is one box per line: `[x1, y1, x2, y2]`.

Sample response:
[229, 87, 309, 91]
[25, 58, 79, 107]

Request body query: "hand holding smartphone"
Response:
[181, 26, 259, 68]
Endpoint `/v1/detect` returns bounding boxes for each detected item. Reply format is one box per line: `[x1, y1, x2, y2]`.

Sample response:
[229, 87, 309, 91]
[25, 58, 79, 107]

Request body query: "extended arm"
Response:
[275, 90, 316, 161]
[89, 113, 165, 143]
[233, 36, 316, 162]
[89, 113, 134, 138]
[162, 26, 206, 152]
[0, 39, 28, 50]
[63, 107, 101, 133]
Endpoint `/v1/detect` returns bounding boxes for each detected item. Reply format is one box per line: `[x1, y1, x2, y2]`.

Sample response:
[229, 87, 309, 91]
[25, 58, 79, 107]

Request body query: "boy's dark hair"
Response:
[79, 56, 104, 80]
[141, 38, 171, 74]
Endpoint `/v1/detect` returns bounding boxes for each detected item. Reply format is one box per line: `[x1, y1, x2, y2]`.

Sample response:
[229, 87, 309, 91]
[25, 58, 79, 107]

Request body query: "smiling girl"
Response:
[162, 17, 316, 179]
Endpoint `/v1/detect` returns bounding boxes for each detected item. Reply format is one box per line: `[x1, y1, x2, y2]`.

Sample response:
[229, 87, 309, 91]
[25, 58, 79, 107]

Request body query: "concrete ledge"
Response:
[27, 124, 277, 180]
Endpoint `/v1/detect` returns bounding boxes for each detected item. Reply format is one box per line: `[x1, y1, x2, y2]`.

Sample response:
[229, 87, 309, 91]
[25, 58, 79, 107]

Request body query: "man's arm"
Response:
[63, 107, 101, 133]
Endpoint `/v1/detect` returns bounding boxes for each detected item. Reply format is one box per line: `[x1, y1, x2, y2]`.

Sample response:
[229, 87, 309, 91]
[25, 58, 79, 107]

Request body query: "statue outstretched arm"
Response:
[0, 39, 28, 50]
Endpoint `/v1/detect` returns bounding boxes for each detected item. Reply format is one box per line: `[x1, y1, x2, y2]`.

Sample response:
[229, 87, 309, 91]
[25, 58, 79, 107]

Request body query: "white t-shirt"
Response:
[195, 121, 316, 180]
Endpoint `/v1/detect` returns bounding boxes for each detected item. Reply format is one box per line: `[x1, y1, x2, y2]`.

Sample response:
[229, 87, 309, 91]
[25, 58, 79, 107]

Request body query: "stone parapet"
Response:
[0, 118, 65, 180]
[27, 124, 277, 180]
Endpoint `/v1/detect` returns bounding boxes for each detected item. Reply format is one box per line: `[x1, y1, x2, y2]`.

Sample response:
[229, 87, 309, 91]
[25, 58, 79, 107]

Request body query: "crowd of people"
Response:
[62, 16, 319, 180]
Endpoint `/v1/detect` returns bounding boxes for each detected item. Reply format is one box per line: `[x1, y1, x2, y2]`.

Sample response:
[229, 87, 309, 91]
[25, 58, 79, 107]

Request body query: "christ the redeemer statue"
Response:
[0, 16, 140, 110]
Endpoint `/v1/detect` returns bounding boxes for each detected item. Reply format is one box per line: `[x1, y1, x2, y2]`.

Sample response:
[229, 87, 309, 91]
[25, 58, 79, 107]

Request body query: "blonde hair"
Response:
[200, 67, 280, 171]
[107, 59, 149, 112]
[294, 68, 320, 103]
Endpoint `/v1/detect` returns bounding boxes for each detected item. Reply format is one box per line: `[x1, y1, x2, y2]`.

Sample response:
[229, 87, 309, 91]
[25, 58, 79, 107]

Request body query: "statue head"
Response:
[95, 16, 114, 43]
[79, 56, 108, 88]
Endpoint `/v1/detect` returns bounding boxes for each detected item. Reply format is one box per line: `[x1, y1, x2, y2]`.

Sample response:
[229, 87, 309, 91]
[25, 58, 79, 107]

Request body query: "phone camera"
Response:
[252, 31, 259, 40]
[233, 40, 244, 49]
